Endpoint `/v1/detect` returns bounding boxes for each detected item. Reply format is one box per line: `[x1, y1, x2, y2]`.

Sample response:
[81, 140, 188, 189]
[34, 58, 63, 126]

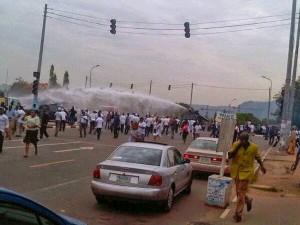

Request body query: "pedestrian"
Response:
[153, 119, 163, 141]
[287, 126, 297, 155]
[138, 117, 146, 141]
[69, 106, 77, 125]
[193, 122, 202, 140]
[59, 108, 67, 132]
[5, 103, 16, 140]
[182, 122, 189, 143]
[40, 110, 49, 139]
[0, 107, 9, 153]
[169, 116, 176, 139]
[15, 106, 25, 137]
[54, 108, 62, 137]
[128, 122, 142, 142]
[112, 113, 120, 139]
[95, 115, 104, 140]
[228, 132, 266, 222]
[79, 110, 88, 138]
[119, 113, 126, 133]
[124, 113, 130, 134]
[105, 111, 111, 129]
[23, 110, 40, 158]
[89, 110, 97, 134]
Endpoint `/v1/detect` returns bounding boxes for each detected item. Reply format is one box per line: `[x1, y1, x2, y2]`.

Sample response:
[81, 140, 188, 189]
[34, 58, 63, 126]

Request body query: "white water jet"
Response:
[20, 88, 187, 116]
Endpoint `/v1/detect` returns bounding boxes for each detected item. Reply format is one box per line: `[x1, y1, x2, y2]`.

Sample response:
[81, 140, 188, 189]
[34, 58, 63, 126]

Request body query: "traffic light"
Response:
[110, 83, 113, 87]
[130, 84, 133, 89]
[33, 71, 40, 78]
[168, 85, 171, 90]
[32, 79, 38, 95]
[110, 19, 116, 34]
[184, 22, 190, 38]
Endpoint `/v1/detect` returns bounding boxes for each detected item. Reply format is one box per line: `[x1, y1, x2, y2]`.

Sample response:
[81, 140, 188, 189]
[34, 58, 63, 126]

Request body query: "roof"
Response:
[121, 142, 171, 151]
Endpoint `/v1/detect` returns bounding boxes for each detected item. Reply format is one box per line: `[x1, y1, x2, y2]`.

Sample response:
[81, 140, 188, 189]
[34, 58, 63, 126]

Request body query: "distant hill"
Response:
[193, 101, 277, 120]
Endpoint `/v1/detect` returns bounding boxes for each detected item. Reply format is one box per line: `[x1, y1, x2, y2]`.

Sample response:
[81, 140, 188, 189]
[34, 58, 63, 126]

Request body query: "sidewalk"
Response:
[217, 140, 300, 225]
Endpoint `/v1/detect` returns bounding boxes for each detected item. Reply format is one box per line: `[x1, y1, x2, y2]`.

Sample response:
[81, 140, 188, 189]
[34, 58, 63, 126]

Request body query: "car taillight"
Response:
[93, 167, 100, 179]
[148, 175, 162, 186]
[211, 157, 222, 162]
[184, 153, 200, 159]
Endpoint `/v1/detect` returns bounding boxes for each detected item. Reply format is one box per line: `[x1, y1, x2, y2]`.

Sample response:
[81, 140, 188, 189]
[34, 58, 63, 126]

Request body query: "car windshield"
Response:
[189, 139, 217, 151]
[109, 146, 162, 166]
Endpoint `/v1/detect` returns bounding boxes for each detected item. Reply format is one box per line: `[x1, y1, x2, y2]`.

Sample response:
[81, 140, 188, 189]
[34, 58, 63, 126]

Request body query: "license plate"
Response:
[200, 157, 211, 163]
[116, 175, 131, 183]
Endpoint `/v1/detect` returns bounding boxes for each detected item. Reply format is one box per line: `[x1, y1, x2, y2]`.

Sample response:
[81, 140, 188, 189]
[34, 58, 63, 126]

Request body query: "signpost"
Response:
[205, 111, 236, 208]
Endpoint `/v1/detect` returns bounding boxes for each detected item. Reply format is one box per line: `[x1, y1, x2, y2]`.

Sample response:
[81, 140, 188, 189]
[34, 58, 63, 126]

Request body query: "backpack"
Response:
[183, 124, 189, 132]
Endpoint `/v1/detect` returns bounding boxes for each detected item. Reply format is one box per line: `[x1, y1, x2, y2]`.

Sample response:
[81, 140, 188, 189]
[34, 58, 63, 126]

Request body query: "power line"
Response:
[48, 7, 295, 27]
[47, 15, 292, 36]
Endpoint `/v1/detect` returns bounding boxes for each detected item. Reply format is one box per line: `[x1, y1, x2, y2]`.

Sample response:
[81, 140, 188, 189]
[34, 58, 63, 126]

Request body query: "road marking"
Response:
[254, 147, 272, 173]
[54, 147, 94, 153]
[220, 208, 231, 219]
[80, 141, 116, 148]
[30, 159, 75, 168]
[3, 141, 81, 149]
[25, 176, 91, 194]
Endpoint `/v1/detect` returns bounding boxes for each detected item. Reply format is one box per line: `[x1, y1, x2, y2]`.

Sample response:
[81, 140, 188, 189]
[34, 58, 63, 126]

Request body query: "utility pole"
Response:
[85, 76, 88, 89]
[189, 83, 194, 109]
[149, 80, 152, 96]
[33, 4, 47, 109]
[289, 9, 300, 120]
[281, 0, 297, 149]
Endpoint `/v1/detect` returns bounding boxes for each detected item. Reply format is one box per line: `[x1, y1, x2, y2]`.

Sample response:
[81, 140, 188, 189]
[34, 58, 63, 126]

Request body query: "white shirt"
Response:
[120, 115, 126, 124]
[55, 111, 61, 121]
[89, 113, 98, 121]
[0, 114, 9, 132]
[16, 109, 25, 123]
[80, 115, 88, 124]
[60, 111, 67, 121]
[164, 118, 170, 126]
[194, 125, 202, 134]
[96, 117, 104, 128]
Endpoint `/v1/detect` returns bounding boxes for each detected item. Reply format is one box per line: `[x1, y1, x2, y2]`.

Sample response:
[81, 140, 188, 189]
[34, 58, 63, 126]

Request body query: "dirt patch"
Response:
[250, 158, 300, 198]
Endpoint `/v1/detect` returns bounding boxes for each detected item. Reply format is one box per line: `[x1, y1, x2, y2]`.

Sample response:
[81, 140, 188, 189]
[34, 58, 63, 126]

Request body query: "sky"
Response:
[0, 0, 299, 106]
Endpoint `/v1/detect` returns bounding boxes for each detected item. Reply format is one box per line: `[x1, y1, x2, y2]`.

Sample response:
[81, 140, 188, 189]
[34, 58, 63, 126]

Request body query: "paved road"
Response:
[1, 128, 268, 225]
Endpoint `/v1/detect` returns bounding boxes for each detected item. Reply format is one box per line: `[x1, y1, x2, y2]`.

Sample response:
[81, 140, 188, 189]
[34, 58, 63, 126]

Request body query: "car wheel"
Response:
[185, 175, 193, 194]
[162, 187, 174, 212]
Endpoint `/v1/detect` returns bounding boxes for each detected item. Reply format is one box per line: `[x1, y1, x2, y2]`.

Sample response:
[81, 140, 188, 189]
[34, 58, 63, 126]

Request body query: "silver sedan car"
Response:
[91, 142, 193, 212]
[183, 137, 230, 175]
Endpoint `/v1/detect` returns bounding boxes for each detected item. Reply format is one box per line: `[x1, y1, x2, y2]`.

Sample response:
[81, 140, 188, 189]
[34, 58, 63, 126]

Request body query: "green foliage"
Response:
[48, 64, 60, 89]
[63, 71, 69, 88]
[236, 113, 261, 126]
[9, 77, 31, 97]
[177, 102, 193, 110]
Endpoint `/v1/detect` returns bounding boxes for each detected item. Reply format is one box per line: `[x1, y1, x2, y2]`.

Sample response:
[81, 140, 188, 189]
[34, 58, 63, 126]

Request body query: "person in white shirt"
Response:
[138, 117, 146, 141]
[54, 108, 62, 137]
[59, 109, 67, 132]
[95, 116, 104, 140]
[120, 113, 126, 133]
[79, 111, 88, 138]
[23, 110, 40, 157]
[16, 106, 25, 137]
[153, 119, 163, 141]
[0, 107, 9, 153]
[89, 110, 98, 134]
[193, 122, 202, 140]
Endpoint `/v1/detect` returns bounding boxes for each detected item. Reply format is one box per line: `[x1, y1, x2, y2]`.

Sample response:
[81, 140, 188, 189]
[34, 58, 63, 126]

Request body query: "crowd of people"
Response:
[0, 101, 208, 158]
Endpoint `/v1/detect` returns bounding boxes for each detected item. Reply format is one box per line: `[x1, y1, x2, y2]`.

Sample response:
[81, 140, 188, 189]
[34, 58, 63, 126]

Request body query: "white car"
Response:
[91, 142, 193, 212]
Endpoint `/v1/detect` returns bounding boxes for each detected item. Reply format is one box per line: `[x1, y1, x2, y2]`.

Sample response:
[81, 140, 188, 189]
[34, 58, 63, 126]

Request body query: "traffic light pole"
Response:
[189, 83, 194, 109]
[33, 4, 47, 109]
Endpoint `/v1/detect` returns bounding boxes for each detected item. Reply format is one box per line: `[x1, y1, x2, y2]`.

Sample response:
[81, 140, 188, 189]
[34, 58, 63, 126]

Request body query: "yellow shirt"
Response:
[229, 141, 262, 180]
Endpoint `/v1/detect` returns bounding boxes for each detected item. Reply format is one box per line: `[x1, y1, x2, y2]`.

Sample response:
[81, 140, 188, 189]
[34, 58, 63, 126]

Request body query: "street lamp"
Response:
[89, 64, 99, 88]
[261, 76, 272, 125]
[228, 98, 237, 113]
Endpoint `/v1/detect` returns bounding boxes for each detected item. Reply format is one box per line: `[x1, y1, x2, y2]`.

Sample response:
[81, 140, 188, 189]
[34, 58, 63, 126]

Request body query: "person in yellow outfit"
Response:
[287, 126, 297, 155]
[228, 132, 266, 223]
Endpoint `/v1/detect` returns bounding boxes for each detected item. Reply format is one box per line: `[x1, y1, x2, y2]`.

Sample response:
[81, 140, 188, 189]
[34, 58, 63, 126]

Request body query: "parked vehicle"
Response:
[91, 142, 193, 212]
[0, 187, 87, 225]
[183, 137, 230, 176]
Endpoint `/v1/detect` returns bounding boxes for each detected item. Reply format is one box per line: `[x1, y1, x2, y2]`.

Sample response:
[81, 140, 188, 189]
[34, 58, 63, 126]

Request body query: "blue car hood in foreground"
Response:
[60, 214, 87, 225]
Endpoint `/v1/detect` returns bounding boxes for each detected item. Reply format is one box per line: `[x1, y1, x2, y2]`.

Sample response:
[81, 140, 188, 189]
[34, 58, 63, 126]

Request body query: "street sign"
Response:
[215, 111, 236, 123]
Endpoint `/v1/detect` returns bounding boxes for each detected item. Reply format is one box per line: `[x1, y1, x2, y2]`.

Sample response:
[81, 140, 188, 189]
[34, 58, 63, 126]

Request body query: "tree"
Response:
[9, 77, 32, 97]
[63, 71, 69, 88]
[236, 113, 261, 126]
[49, 64, 59, 89]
